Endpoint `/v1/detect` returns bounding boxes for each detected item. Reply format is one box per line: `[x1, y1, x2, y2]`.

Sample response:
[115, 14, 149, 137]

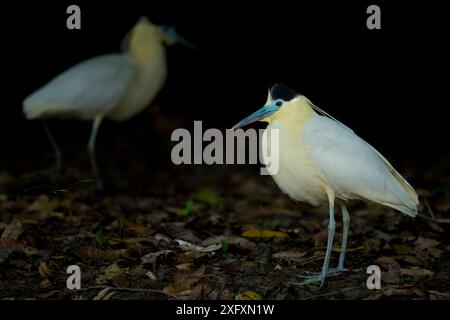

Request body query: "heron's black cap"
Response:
[270, 83, 299, 101]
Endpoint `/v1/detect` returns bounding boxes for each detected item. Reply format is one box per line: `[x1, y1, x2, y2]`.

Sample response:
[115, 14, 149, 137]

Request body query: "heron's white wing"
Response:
[23, 54, 135, 120]
[302, 116, 418, 216]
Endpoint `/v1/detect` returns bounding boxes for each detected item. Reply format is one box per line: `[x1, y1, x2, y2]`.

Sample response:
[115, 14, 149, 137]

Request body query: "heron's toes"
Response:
[295, 272, 327, 287]
[297, 271, 322, 279]
[295, 267, 352, 287]
[326, 267, 351, 274]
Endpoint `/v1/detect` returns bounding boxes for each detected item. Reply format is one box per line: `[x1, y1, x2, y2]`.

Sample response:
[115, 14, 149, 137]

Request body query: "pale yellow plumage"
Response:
[262, 94, 418, 215]
[23, 17, 168, 122]
[233, 84, 419, 286]
[108, 19, 168, 121]
[263, 95, 327, 205]
[22, 17, 186, 188]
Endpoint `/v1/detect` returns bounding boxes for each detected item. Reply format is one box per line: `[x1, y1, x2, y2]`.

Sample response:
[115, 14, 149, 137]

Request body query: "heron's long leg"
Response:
[338, 204, 350, 270]
[87, 115, 103, 189]
[319, 189, 336, 287]
[42, 120, 62, 174]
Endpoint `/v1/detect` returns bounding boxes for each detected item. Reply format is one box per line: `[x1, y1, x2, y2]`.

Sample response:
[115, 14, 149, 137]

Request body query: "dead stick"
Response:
[71, 286, 177, 299]
[418, 214, 450, 224]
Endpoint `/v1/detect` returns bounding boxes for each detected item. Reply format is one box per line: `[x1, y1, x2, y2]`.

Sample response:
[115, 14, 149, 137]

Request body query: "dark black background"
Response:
[0, 1, 448, 173]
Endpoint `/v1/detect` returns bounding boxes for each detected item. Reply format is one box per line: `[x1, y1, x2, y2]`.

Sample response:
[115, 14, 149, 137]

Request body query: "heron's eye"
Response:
[275, 100, 283, 107]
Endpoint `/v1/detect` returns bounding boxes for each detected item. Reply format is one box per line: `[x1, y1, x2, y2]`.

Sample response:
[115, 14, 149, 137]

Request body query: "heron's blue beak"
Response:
[232, 101, 280, 130]
[161, 25, 196, 49]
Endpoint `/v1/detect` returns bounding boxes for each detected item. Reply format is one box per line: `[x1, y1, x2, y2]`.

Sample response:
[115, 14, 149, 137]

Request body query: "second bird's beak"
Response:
[161, 25, 196, 49]
[232, 101, 279, 130]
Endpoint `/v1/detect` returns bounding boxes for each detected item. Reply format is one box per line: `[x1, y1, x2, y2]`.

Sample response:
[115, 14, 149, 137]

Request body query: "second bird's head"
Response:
[124, 17, 195, 52]
[233, 84, 309, 129]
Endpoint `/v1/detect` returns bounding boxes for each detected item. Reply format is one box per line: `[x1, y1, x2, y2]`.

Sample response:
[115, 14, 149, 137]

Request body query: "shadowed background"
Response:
[0, 1, 448, 182]
[1, 1, 450, 301]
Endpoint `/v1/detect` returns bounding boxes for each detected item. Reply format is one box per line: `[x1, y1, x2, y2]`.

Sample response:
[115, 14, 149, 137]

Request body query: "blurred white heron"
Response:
[23, 17, 192, 188]
[233, 83, 419, 287]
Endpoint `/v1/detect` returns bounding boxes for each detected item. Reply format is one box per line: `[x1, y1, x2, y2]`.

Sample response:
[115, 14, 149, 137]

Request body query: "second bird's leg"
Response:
[42, 121, 62, 176]
[87, 115, 104, 189]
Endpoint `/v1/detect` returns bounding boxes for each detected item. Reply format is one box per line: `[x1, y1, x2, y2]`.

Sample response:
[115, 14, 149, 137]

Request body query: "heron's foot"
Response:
[326, 267, 351, 274]
[296, 267, 351, 287]
[88, 151, 103, 190]
[295, 271, 329, 288]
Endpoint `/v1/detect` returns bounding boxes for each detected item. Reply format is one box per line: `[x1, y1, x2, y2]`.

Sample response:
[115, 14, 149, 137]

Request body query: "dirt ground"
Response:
[1, 132, 449, 300]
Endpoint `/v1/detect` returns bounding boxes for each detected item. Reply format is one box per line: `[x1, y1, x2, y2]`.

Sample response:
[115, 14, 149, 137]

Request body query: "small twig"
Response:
[68, 179, 96, 190]
[298, 255, 324, 266]
[424, 199, 436, 219]
[417, 214, 450, 224]
[71, 286, 177, 299]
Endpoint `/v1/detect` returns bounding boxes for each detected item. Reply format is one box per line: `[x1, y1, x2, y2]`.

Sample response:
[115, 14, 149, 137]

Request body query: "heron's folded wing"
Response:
[302, 116, 418, 216]
[23, 54, 136, 119]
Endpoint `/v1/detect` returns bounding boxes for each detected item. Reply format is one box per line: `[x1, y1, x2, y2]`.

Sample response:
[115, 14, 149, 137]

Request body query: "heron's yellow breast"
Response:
[107, 26, 167, 121]
[262, 97, 328, 205]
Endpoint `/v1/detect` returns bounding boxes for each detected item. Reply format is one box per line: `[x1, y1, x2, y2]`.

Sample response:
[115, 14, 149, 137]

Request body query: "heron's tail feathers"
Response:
[381, 201, 418, 218]
[381, 160, 419, 218]
[23, 103, 50, 120]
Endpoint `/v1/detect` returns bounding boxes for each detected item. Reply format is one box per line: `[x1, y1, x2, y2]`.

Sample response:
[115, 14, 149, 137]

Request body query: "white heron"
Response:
[23, 17, 192, 188]
[233, 83, 419, 287]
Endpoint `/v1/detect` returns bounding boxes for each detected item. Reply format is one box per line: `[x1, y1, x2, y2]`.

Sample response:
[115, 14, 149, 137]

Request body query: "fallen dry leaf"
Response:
[26, 195, 63, 213]
[383, 286, 426, 297]
[121, 218, 150, 237]
[1, 219, 23, 240]
[272, 249, 307, 262]
[428, 290, 450, 300]
[400, 230, 415, 242]
[176, 262, 193, 271]
[241, 229, 288, 239]
[78, 246, 128, 261]
[400, 255, 420, 264]
[374, 256, 396, 266]
[414, 236, 442, 258]
[312, 228, 328, 246]
[163, 265, 207, 296]
[393, 244, 413, 255]
[96, 263, 124, 285]
[400, 267, 434, 278]
[79, 246, 105, 260]
[145, 271, 157, 280]
[427, 221, 444, 233]
[415, 236, 440, 251]
[40, 278, 52, 289]
[38, 261, 53, 279]
[141, 250, 175, 268]
[93, 287, 116, 300]
[235, 291, 262, 300]
[374, 256, 402, 284]
[202, 235, 256, 250]
[175, 239, 222, 252]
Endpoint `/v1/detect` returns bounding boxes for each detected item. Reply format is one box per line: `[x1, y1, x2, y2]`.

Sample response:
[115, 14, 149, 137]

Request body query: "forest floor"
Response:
[1, 145, 450, 300]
